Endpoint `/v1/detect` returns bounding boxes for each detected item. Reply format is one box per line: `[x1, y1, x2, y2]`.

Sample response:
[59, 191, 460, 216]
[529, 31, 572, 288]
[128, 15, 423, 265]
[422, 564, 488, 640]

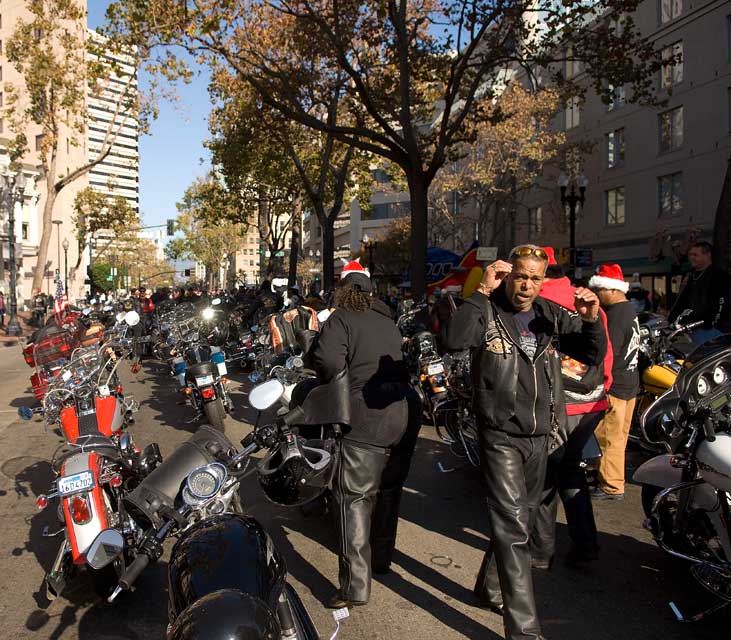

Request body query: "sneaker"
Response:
[590, 488, 624, 501]
[327, 592, 368, 609]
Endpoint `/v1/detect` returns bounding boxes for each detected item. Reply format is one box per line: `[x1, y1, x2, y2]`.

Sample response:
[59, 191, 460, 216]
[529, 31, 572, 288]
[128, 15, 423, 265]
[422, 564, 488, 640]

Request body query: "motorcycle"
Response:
[633, 334, 731, 621]
[97, 373, 351, 638]
[629, 309, 702, 450]
[18, 311, 162, 599]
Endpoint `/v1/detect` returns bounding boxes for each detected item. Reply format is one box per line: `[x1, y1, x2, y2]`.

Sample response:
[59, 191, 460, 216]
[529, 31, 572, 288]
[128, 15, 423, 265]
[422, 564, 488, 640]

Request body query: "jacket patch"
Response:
[483, 321, 513, 354]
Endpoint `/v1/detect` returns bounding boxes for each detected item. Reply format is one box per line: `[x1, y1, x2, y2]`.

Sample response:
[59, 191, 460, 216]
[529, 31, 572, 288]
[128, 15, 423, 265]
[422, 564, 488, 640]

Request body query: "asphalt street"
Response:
[0, 344, 727, 639]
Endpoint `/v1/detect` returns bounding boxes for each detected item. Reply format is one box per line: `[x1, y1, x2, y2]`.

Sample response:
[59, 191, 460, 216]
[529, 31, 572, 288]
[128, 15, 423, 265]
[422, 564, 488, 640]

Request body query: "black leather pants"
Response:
[333, 391, 421, 602]
[474, 428, 548, 640]
[530, 412, 602, 564]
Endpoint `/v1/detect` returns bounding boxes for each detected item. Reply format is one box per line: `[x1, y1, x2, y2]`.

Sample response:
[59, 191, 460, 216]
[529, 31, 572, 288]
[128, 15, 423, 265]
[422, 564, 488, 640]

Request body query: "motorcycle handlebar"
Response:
[118, 552, 150, 591]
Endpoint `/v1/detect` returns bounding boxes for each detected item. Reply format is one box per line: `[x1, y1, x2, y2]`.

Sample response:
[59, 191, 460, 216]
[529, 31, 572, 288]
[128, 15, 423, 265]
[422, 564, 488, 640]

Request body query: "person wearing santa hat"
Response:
[313, 258, 421, 609]
[588, 263, 641, 500]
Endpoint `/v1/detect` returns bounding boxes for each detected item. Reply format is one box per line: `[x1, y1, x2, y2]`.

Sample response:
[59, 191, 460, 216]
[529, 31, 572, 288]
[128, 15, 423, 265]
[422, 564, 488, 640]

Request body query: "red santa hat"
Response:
[340, 258, 372, 292]
[541, 246, 558, 266]
[441, 278, 462, 294]
[588, 263, 629, 293]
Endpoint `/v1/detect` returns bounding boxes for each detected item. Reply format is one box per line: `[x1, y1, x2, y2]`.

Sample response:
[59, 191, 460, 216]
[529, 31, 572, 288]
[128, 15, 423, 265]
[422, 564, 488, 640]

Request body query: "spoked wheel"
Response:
[444, 411, 480, 467]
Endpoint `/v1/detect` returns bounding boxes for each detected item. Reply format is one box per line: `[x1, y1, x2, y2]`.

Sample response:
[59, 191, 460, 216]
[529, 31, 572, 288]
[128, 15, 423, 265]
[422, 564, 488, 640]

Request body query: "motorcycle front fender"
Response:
[168, 514, 286, 623]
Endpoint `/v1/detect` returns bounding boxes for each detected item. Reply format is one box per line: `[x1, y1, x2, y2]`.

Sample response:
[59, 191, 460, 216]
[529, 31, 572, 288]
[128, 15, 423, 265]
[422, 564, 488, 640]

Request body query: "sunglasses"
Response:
[509, 246, 548, 260]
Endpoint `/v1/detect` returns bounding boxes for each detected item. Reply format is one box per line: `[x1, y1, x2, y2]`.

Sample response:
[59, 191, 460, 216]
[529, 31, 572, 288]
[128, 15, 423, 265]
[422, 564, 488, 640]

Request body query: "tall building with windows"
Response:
[518, 0, 731, 309]
[87, 29, 140, 216]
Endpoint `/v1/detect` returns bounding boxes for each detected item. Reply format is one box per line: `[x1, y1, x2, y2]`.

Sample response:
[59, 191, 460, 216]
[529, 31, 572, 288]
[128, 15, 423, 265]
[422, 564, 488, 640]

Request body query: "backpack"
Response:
[268, 306, 319, 355]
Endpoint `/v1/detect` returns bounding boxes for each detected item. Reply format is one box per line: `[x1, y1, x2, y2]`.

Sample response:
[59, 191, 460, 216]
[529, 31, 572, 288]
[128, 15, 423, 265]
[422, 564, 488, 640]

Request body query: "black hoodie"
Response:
[313, 299, 409, 447]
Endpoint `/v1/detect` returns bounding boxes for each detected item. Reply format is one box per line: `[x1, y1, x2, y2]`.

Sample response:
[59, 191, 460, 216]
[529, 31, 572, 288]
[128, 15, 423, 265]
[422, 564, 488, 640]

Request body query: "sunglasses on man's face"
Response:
[509, 246, 548, 260]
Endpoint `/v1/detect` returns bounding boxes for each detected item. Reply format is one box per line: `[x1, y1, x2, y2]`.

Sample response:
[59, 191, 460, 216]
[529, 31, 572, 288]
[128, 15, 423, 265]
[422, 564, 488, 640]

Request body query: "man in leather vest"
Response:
[442, 245, 606, 640]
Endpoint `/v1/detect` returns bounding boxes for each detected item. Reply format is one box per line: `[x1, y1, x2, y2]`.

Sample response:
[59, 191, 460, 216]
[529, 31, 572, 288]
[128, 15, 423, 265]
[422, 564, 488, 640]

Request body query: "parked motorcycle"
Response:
[633, 334, 731, 621]
[18, 311, 162, 599]
[98, 373, 350, 638]
[629, 309, 702, 450]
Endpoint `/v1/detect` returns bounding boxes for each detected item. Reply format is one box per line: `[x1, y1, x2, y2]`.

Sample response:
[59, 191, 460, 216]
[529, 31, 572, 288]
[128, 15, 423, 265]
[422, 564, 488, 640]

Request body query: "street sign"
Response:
[275, 251, 285, 257]
[476, 246, 498, 262]
[308, 268, 319, 273]
[106, 275, 113, 281]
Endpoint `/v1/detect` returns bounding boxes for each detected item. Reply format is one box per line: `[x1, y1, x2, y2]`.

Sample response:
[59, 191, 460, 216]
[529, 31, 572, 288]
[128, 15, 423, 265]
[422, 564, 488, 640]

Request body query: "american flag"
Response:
[53, 273, 69, 323]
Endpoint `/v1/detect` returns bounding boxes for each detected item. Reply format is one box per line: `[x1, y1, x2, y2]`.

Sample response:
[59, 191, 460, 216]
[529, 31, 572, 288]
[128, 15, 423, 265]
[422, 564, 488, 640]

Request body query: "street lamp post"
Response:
[52, 219, 62, 294]
[61, 238, 69, 295]
[1, 168, 27, 337]
[361, 234, 377, 277]
[558, 173, 588, 275]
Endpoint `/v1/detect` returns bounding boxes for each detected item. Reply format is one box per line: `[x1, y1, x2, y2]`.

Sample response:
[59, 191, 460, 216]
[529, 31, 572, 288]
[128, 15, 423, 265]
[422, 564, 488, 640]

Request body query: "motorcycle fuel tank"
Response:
[697, 432, 731, 493]
[167, 514, 286, 623]
[642, 363, 678, 396]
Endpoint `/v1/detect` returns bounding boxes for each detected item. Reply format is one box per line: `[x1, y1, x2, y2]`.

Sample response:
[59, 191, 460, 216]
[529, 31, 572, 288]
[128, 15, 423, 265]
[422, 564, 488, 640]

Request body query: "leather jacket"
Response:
[441, 287, 607, 436]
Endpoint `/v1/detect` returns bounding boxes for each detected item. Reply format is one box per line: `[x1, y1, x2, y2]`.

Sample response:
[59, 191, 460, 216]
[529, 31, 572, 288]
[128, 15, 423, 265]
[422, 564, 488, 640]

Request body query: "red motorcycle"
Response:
[19, 312, 161, 598]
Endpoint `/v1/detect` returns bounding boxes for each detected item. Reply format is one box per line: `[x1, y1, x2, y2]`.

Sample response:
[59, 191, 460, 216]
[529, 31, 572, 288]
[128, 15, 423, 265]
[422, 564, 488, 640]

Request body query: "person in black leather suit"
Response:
[313, 261, 420, 609]
[442, 246, 606, 640]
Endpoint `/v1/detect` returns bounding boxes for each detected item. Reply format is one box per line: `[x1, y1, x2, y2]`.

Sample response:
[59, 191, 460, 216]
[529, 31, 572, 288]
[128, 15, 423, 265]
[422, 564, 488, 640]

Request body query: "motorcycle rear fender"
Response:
[60, 452, 108, 564]
[633, 455, 719, 511]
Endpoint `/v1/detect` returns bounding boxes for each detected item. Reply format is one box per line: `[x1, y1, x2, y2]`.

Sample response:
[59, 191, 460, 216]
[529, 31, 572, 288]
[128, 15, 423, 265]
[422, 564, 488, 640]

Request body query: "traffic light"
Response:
[167, 219, 176, 236]
[184, 268, 191, 277]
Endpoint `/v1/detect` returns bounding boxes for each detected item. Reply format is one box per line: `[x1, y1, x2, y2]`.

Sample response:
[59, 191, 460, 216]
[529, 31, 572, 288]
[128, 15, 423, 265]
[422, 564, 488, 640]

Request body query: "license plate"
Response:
[196, 374, 214, 386]
[216, 362, 227, 376]
[58, 471, 94, 496]
[427, 363, 444, 375]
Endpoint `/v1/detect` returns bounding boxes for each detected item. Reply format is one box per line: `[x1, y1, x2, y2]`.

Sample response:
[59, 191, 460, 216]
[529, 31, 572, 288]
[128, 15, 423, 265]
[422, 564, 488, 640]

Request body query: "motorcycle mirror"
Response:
[83, 308, 92, 316]
[103, 305, 112, 312]
[250, 324, 258, 332]
[90, 298, 97, 305]
[116, 312, 126, 323]
[124, 310, 140, 327]
[86, 529, 125, 570]
[211, 298, 221, 306]
[249, 379, 285, 411]
[674, 309, 693, 327]
[18, 406, 34, 421]
[202, 308, 215, 321]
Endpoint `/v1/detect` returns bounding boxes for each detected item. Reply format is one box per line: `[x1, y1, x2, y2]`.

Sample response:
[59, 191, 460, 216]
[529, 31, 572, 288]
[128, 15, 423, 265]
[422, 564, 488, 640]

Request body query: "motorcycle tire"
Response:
[203, 399, 226, 432]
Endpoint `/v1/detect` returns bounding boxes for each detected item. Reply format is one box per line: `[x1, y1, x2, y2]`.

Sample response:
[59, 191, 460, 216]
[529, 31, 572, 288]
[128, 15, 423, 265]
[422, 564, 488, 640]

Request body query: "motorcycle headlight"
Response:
[696, 375, 710, 397]
[202, 308, 215, 321]
[182, 463, 227, 505]
[712, 365, 728, 386]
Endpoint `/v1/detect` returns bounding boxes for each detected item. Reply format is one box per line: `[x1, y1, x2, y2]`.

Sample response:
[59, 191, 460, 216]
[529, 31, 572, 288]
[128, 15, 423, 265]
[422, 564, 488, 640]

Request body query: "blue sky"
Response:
[88, 2, 211, 229]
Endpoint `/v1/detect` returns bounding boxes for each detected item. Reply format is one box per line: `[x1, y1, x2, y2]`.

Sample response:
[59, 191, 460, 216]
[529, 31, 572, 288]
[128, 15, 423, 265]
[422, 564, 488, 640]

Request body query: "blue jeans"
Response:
[690, 327, 723, 346]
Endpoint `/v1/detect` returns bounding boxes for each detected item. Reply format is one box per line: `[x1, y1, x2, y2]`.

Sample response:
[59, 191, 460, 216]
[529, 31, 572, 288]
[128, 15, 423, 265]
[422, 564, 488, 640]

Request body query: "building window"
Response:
[372, 169, 390, 184]
[0, 118, 3, 135]
[606, 128, 625, 168]
[21, 223, 28, 240]
[249, 260, 254, 266]
[605, 187, 625, 225]
[564, 97, 580, 129]
[362, 200, 411, 221]
[658, 172, 683, 217]
[607, 84, 625, 111]
[660, 41, 683, 88]
[659, 0, 682, 24]
[528, 207, 543, 236]
[658, 106, 683, 153]
[35, 134, 45, 151]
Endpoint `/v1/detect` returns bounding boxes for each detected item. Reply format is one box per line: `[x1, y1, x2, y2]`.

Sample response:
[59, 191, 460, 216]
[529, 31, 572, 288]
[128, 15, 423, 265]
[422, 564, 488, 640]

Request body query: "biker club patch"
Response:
[483, 320, 513, 355]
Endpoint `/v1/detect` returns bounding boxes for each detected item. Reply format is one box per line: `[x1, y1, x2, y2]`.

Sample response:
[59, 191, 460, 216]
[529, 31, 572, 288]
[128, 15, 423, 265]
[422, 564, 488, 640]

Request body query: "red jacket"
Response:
[540, 277, 613, 415]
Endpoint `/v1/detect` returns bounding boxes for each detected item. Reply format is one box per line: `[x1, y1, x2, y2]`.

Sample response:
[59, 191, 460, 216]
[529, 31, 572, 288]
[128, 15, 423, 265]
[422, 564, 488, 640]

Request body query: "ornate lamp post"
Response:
[361, 234, 377, 277]
[1, 168, 27, 337]
[558, 173, 588, 274]
[61, 237, 70, 295]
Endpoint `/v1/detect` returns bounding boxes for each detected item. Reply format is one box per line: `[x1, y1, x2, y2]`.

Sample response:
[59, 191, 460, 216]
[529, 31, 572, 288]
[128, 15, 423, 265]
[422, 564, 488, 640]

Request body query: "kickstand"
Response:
[670, 599, 731, 622]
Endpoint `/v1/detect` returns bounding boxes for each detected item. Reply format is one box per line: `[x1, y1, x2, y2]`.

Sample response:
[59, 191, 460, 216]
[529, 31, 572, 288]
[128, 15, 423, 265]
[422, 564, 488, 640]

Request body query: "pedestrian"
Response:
[529, 248, 614, 569]
[442, 245, 606, 640]
[0, 290, 5, 328]
[313, 259, 420, 609]
[588, 263, 641, 500]
[668, 241, 731, 344]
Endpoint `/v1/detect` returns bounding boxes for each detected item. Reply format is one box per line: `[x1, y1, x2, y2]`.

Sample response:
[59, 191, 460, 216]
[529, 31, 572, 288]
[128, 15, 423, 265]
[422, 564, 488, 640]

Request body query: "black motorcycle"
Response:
[91, 373, 350, 639]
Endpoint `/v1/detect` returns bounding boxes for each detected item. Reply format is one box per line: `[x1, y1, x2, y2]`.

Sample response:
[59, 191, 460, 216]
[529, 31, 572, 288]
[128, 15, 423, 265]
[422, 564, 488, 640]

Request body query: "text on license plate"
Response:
[58, 471, 94, 496]
[196, 374, 214, 386]
[427, 363, 444, 375]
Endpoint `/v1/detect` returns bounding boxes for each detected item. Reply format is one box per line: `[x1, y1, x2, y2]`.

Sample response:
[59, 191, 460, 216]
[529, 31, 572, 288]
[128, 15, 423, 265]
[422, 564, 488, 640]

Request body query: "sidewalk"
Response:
[0, 311, 32, 347]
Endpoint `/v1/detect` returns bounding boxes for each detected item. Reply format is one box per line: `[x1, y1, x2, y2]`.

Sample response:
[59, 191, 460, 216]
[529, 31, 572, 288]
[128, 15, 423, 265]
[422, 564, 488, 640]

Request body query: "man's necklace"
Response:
[691, 267, 709, 282]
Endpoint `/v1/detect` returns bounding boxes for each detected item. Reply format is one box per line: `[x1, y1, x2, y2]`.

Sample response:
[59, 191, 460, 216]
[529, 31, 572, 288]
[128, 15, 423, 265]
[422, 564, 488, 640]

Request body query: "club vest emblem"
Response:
[483, 320, 513, 355]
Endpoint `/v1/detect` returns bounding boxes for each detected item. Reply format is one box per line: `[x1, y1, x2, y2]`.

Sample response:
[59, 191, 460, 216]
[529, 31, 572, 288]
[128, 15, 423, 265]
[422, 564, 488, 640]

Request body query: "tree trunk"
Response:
[408, 173, 429, 300]
[321, 220, 335, 291]
[712, 157, 731, 274]
[32, 165, 59, 294]
[287, 197, 302, 288]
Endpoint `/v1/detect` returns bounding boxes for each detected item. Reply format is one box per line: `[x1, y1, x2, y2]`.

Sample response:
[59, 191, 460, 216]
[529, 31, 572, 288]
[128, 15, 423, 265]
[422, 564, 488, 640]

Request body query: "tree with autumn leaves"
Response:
[3, 0, 149, 294]
[104, 0, 662, 297]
